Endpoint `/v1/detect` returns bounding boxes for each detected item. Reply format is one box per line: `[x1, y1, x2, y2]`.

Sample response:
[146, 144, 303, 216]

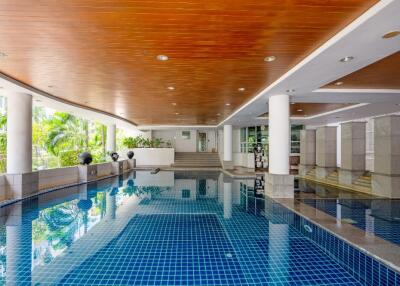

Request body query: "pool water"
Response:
[296, 180, 400, 246]
[0, 171, 397, 285]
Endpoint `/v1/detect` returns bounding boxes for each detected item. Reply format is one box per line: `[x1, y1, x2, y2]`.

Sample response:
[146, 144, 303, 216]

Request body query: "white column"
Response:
[268, 94, 290, 174]
[223, 182, 232, 219]
[106, 124, 116, 153]
[7, 92, 32, 174]
[223, 125, 232, 162]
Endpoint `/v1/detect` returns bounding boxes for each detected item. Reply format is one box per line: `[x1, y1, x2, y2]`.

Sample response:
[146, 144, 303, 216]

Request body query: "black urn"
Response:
[127, 151, 134, 159]
[110, 152, 119, 162]
[77, 199, 93, 211]
[78, 152, 93, 165]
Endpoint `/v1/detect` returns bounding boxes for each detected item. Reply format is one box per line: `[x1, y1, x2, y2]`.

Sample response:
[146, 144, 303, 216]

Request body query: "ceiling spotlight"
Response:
[175, 112, 180, 115]
[167, 86, 175, 90]
[286, 89, 295, 93]
[297, 109, 303, 112]
[290, 102, 295, 105]
[217, 113, 221, 116]
[340, 56, 354, 62]
[334, 81, 344, 86]
[383, 31, 400, 39]
[157, 55, 169, 61]
[238, 87, 246, 92]
[225, 103, 231, 106]
[264, 56, 276, 62]
[48, 85, 54, 88]
[171, 102, 177, 106]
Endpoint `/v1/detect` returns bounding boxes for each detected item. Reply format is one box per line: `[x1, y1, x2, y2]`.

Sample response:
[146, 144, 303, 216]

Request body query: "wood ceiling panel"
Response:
[0, 0, 376, 125]
[261, 103, 355, 117]
[324, 52, 400, 90]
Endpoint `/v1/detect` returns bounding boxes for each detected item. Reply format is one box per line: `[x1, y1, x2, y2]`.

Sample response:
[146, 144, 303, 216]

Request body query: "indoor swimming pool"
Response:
[0, 171, 398, 285]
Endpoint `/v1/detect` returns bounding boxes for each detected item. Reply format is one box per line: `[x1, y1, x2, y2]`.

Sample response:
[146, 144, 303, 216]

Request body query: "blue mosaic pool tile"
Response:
[266, 198, 400, 286]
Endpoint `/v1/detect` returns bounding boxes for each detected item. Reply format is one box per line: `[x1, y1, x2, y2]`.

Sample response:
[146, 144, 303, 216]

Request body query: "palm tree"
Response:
[45, 112, 89, 157]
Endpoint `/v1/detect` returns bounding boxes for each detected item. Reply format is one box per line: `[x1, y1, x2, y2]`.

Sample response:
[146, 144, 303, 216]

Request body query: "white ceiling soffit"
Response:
[0, 73, 141, 133]
[220, 0, 400, 127]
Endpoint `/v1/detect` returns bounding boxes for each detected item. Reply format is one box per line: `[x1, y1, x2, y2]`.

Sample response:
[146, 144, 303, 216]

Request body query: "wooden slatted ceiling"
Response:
[0, 0, 376, 125]
[324, 52, 400, 90]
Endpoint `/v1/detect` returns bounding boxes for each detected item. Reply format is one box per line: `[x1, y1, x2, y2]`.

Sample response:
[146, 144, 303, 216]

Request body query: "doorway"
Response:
[197, 132, 207, 152]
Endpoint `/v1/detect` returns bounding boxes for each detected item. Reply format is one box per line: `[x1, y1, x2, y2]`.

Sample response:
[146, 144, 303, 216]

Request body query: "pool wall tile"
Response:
[269, 199, 400, 286]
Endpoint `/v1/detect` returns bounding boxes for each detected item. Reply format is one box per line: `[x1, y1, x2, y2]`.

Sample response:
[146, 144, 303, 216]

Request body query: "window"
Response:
[290, 125, 303, 154]
[181, 131, 191, 140]
[239, 124, 303, 155]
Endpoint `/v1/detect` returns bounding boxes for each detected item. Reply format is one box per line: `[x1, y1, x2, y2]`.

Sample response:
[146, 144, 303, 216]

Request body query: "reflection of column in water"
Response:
[6, 208, 33, 286]
[268, 222, 289, 285]
[336, 199, 342, 226]
[106, 188, 117, 219]
[223, 182, 232, 219]
[365, 209, 375, 236]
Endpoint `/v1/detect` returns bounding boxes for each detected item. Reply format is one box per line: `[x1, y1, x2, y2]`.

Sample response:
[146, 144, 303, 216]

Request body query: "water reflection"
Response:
[0, 171, 374, 285]
[297, 179, 400, 246]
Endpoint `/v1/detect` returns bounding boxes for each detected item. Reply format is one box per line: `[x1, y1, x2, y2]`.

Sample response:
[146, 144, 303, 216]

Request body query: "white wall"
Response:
[152, 129, 217, 153]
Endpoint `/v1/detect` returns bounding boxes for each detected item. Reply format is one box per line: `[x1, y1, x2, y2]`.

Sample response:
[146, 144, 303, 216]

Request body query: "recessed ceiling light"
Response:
[383, 31, 400, 39]
[286, 89, 295, 93]
[335, 116, 341, 119]
[48, 85, 54, 88]
[297, 109, 303, 112]
[216, 113, 221, 116]
[290, 102, 295, 105]
[225, 103, 231, 106]
[264, 56, 276, 62]
[167, 86, 175, 90]
[175, 112, 180, 115]
[238, 87, 246, 92]
[340, 56, 354, 62]
[157, 55, 169, 61]
[171, 102, 177, 106]
[334, 81, 344, 86]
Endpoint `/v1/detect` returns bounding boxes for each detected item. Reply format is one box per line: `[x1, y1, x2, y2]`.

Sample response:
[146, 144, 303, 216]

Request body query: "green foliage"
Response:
[122, 136, 164, 148]
[59, 150, 80, 167]
[0, 113, 6, 173]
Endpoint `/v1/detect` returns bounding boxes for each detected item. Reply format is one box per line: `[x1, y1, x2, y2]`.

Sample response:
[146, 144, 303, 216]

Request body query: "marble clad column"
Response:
[316, 126, 337, 179]
[339, 122, 366, 185]
[299, 129, 316, 177]
[371, 115, 400, 198]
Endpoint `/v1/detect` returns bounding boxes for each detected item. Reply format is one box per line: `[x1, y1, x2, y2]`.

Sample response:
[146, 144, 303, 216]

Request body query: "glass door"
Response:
[198, 132, 207, 152]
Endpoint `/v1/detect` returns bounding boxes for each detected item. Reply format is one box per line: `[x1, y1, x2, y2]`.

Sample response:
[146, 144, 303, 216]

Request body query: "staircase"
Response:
[326, 170, 339, 184]
[353, 172, 372, 189]
[173, 152, 221, 168]
[305, 167, 316, 179]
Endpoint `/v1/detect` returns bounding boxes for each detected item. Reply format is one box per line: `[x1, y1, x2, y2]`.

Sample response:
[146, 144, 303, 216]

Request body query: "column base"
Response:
[78, 165, 98, 183]
[372, 173, 400, 198]
[5, 172, 39, 200]
[264, 173, 294, 198]
[222, 160, 234, 170]
[316, 167, 336, 179]
[127, 159, 136, 169]
[338, 169, 364, 185]
[298, 164, 315, 177]
[111, 161, 124, 175]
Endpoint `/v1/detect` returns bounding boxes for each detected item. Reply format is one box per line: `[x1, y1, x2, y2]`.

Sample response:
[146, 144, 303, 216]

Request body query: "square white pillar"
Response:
[372, 115, 400, 198]
[339, 122, 366, 185]
[299, 129, 316, 177]
[316, 126, 337, 179]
